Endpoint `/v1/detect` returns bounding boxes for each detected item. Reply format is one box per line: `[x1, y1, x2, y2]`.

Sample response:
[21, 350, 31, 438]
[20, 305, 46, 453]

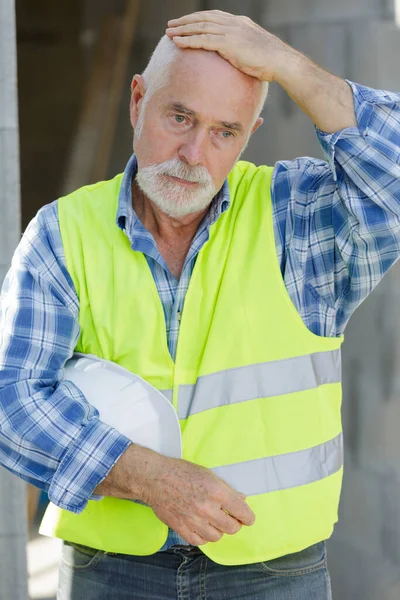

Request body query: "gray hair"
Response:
[140, 35, 269, 124]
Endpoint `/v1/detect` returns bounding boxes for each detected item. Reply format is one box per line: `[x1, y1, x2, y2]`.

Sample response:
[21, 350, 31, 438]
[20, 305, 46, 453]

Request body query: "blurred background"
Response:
[1, 0, 400, 598]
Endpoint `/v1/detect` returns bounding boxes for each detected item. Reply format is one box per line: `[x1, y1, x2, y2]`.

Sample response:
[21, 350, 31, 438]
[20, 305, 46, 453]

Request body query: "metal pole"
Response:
[0, 0, 29, 598]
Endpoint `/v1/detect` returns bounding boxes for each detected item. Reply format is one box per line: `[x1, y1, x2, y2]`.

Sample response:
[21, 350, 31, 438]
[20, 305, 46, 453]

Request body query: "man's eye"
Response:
[174, 115, 186, 124]
[221, 131, 234, 139]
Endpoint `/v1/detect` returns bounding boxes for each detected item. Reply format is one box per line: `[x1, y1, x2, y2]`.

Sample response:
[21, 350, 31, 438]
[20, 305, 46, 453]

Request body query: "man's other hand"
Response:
[147, 454, 256, 546]
[166, 9, 289, 82]
[96, 444, 255, 546]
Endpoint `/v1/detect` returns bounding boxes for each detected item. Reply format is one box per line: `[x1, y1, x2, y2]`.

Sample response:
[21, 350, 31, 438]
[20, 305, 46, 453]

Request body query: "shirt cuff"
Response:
[48, 417, 131, 514]
[315, 79, 400, 179]
[315, 80, 366, 180]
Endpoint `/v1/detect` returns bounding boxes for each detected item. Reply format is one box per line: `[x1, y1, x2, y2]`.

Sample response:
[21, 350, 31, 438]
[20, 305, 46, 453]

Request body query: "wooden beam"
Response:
[93, 0, 140, 182]
[63, 0, 140, 193]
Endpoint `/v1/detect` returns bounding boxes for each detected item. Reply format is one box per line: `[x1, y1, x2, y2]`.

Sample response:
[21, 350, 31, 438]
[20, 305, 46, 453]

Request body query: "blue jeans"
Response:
[57, 540, 332, 599]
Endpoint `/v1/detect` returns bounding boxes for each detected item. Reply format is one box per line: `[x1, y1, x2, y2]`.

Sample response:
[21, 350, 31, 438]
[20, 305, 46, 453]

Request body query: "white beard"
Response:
[135, 157, 217, 219]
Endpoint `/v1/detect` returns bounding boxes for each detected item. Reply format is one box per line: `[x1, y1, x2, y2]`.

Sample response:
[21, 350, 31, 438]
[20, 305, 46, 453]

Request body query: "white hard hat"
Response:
[63, 353, 182, 459]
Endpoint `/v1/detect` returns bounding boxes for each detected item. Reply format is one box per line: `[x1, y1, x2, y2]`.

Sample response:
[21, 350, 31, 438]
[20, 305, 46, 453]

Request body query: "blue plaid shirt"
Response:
[1, 81, 400, 550]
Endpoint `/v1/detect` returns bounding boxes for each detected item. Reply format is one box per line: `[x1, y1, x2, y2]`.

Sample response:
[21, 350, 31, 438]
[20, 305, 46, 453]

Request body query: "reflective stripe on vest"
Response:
[212, 432, 343, 496]
[161, 348, 341, 419]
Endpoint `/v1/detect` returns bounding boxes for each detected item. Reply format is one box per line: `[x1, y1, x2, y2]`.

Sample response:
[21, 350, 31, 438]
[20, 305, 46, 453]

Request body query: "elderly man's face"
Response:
[130, 50, 262, 217]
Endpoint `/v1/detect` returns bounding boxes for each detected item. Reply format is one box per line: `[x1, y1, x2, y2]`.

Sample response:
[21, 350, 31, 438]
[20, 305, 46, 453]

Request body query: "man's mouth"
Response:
[162, 174, 200, 187]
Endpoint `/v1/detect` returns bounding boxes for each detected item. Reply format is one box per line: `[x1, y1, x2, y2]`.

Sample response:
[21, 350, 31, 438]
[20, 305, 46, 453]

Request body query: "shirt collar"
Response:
[116, 154, 231, 234]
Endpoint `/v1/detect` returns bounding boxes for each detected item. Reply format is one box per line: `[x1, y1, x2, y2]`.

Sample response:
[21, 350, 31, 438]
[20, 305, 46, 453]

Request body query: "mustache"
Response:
[140, 158, 213, 186]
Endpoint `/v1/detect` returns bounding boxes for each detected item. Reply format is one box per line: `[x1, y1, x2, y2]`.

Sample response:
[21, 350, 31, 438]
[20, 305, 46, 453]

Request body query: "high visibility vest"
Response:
[40, 160, 343, 566]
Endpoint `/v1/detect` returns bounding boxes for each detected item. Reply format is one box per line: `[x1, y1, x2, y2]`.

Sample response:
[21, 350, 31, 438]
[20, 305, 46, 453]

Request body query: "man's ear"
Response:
[251, 117, 263, 135]
[130, 74, 146, 129]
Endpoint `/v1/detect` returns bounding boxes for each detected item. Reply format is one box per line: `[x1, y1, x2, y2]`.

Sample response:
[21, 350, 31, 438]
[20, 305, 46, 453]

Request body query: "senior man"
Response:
[1, 9, 400, 599]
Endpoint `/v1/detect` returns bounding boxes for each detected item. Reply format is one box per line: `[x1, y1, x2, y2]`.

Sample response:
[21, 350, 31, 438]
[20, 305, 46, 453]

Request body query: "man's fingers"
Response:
[223, 497, 255, 527]
[185, 524, 224, 544]
[211, 509, 243, 535]
[170, 34, 225, 51]
[181, 531, 208, 546]
[166, 22, 223, 37]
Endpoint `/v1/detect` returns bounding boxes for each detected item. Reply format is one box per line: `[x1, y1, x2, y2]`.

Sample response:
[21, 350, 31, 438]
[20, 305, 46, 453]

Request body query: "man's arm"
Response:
[270, 82, 400, 336]
[0, 202, 131, 513]
[272, 50, 357, 133]
[166, 9, 357, 133]
[96, 442, 255, 546]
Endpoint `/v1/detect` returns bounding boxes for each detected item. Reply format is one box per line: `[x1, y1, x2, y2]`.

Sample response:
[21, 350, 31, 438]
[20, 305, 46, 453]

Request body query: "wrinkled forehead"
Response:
[157, 49, 260, 125]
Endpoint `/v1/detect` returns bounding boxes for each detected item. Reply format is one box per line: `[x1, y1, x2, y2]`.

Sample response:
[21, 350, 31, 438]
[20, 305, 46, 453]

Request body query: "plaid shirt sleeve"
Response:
[0, 202, 131, 514]
[272, 80, 400, 337]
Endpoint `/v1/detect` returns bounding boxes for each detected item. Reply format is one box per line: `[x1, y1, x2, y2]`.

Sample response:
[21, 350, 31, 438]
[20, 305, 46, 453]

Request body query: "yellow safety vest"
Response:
[40, 160, 344, 566]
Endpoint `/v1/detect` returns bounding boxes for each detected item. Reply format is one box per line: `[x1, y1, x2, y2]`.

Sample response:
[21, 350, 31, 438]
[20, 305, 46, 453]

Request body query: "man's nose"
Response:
[178, 131, 207, 166]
